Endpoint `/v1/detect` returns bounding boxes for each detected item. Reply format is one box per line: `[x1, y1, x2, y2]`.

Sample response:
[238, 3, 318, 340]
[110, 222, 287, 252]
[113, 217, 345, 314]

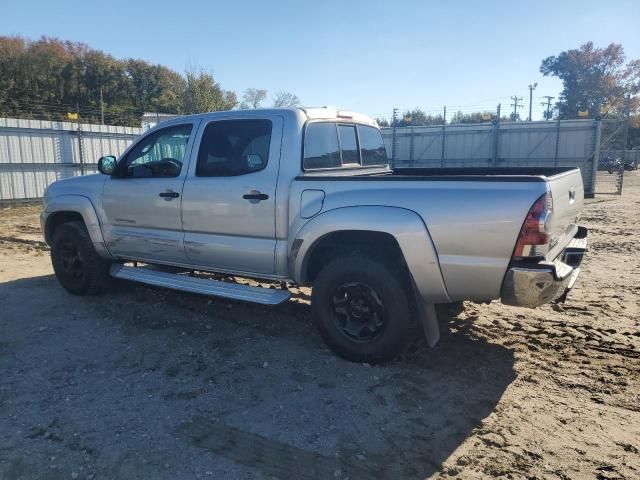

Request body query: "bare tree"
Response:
[241, 88, 267, 109]
[272, 91, 301, 108]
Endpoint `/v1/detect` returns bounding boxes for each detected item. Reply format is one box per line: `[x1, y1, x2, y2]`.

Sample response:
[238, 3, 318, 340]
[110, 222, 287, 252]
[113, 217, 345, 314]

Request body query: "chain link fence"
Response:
[595, 119, 632, 195]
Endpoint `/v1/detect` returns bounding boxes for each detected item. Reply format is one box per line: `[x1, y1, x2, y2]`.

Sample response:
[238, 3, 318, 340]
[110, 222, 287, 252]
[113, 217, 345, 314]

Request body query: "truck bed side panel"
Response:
[290, 179, 547, 301]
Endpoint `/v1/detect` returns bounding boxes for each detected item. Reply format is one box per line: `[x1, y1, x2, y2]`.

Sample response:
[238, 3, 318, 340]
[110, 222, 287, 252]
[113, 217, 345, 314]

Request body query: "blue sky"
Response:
[1, 0, 639, 120]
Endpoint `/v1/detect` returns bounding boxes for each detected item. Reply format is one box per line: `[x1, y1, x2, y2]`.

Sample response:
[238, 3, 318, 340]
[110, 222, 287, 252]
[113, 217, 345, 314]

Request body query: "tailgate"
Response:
[545, 168, 584, 260]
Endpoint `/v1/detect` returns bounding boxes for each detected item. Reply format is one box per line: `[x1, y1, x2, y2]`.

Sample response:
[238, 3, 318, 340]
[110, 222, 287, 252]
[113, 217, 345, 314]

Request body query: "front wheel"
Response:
[51, 221, 111, 296]
[311, 253, 413, 363]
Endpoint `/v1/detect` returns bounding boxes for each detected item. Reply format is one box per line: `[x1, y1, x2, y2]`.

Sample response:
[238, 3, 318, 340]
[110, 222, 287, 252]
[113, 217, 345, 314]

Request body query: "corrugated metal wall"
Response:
[0, 117, 141, 201]
[382, 119, 598, 195]
[0, 116, 606, 200]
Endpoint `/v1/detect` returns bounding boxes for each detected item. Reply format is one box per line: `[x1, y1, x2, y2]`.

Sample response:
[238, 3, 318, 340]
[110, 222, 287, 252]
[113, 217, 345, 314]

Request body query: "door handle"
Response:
[243, 192, 269, 201]
[159, 191, 179, 198]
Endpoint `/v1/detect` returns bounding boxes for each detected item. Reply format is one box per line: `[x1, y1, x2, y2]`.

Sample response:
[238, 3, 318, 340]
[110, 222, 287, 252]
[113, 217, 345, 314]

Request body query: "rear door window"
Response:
[303, 122, 341, 169]
[196, 119, 272, 177]
[357, 125, 388, 166]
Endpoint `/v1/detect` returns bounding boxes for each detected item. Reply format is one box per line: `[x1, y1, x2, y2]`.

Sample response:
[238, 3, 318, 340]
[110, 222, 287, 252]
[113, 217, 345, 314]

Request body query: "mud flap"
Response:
[416, 299, 440, 347]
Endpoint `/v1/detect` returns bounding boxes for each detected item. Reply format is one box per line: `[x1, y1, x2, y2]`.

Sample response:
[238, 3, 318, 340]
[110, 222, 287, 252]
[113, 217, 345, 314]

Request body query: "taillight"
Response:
[513, 192, 553, 258]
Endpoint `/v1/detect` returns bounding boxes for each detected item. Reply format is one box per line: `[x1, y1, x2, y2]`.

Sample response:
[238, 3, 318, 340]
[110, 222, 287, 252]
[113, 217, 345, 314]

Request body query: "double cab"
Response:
[42, 107, 588, 362]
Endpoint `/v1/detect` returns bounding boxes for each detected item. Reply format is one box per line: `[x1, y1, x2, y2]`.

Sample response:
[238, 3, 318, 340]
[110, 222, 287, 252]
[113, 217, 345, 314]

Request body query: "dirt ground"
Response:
[0, 173, 638, 480]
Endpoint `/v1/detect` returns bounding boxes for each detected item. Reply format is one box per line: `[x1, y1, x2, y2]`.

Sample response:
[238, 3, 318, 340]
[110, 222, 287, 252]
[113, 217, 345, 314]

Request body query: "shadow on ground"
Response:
[0, 275, 515, 479]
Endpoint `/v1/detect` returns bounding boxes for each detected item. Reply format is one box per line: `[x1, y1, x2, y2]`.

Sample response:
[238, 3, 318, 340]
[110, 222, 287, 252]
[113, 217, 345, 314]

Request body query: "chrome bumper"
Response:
[501, 226, 587, 308]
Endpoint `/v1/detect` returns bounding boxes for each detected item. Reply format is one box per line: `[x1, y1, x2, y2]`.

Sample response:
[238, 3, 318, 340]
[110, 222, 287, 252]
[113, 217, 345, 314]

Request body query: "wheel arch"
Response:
[304, 230, 404, 282]
[43, 195, 112, 258]
[291, 206, 451, 304]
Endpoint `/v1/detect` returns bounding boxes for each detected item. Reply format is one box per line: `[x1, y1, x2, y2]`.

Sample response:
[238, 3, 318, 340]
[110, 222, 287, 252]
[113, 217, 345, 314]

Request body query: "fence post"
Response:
[618, 93, 631, 195]
[553, 115, 561, 166]
[492, 104, 500, 166]
[391, 108, 398, 166]
[409, 127, 414, 164]
[589, 118, 602, 197]
[440, 106, 446, 167]
[77, 115, 85, 176]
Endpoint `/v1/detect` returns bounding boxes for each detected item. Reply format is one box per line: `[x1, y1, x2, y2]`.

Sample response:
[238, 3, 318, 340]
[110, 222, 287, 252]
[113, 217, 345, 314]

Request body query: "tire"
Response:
[311, 253, 413, 363]
[50, 221, 111, 296]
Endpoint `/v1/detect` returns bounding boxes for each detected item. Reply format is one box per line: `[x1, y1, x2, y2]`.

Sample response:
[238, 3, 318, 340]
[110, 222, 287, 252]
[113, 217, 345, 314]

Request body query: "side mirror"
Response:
[245, 154, 265, 171]
[98, 156, 117, 175]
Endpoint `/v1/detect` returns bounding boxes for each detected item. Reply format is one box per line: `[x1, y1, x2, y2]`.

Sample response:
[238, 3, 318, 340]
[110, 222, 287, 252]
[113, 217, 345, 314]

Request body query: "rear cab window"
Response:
[303, 122, 388, 170]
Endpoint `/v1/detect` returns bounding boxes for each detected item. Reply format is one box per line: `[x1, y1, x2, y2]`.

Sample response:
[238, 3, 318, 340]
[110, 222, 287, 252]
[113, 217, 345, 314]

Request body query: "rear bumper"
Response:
[501, 226, 588, 308]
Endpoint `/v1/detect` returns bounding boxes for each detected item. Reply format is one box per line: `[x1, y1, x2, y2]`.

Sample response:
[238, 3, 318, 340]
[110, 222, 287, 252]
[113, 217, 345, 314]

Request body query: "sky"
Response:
[1, 0, 639, 121]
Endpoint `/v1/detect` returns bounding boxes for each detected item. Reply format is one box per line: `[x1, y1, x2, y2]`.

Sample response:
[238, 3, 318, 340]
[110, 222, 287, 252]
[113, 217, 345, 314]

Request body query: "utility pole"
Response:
[99, 87, 105, 125]
[541, 95, 555, 120]
[510, 96, 523, 121]
[528, 83, 537, 121]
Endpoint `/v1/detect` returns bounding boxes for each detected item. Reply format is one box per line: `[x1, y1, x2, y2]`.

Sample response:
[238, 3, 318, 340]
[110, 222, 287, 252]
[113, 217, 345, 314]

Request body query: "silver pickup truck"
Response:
[41, 107, 588, 362]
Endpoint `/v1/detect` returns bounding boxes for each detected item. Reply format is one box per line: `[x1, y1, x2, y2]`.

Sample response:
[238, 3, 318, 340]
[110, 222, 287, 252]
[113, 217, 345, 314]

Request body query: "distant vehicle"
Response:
[41, 108, 588, 363]
[601, 155, 636, 173]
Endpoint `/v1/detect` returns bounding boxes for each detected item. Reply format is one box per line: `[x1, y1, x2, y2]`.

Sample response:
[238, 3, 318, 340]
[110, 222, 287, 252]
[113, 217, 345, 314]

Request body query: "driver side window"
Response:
[122, 124, 193, 178]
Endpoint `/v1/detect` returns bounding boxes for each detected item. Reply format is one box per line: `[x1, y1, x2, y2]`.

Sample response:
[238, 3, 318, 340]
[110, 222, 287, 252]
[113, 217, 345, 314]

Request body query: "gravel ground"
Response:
[0, 173, 638, 480]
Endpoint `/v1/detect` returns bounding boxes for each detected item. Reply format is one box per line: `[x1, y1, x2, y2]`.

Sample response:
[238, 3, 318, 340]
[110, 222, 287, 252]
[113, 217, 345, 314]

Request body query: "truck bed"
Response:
[291, 166, 584, 301]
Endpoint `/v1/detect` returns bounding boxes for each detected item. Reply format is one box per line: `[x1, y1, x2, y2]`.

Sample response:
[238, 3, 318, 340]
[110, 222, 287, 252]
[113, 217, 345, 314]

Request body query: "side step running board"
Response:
[110, 264, 291, 306]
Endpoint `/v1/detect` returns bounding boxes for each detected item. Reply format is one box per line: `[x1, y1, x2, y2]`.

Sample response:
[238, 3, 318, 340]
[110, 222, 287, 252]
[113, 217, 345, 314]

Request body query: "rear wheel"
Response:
[311, 253, 413, 363]
[51, 221, 111, 295]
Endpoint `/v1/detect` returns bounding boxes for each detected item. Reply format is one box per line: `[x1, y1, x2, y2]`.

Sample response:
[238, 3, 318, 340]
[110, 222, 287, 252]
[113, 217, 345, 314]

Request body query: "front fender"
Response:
[42, 194, 112, 258]
[291, 206, 451, 304]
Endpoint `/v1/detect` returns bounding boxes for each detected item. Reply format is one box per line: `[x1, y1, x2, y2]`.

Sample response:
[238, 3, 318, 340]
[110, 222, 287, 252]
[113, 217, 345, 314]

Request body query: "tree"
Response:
[450, 111, 493, 124]
[540, 42, 639, 119]
[0, 35, 238, 125]
[272, 91, 300, 107]
[241, 88, 267, 109]
[183, 68, 237, 114]
[398, 108, 444, 126]
[375, 117, 389, 127]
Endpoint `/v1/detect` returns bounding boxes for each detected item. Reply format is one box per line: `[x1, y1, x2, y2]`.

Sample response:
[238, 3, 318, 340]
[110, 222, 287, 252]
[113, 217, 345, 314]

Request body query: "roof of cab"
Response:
[158, 107, 377, 127]
[299, 107, 377, 126]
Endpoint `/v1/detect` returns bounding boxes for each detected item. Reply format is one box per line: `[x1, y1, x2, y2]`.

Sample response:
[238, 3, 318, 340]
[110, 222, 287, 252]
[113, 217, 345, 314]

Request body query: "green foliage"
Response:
[0, 35, 237, 126]
[450, 110, 494, 124]
[540, 42, 639, 119]
[183, 68, 237, 114]
[375, 117, 389, 127]
[398, 108, 444, 126]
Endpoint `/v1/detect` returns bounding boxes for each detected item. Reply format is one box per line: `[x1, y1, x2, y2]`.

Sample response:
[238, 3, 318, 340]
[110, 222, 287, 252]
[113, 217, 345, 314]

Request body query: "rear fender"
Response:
[291, 206, 451, 304]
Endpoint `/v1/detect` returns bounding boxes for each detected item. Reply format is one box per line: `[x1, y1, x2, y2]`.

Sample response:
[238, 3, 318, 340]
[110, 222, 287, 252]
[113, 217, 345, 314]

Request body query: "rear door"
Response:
[101, 121, 198, 263]
[180, 115, 283, 275]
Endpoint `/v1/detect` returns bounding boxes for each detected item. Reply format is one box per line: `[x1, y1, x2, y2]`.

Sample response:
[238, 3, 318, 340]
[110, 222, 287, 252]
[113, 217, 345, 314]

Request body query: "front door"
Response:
[101, 121, 198, 264]
[180, 115, 283, 275]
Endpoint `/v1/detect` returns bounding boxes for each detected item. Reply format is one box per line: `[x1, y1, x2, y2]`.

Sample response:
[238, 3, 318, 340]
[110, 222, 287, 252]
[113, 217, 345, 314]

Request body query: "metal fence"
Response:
[594, 120, 635, 195]
[381, 118, 613, 196]
[0, 116, 635, 201]
[0, 117, 141, 201]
